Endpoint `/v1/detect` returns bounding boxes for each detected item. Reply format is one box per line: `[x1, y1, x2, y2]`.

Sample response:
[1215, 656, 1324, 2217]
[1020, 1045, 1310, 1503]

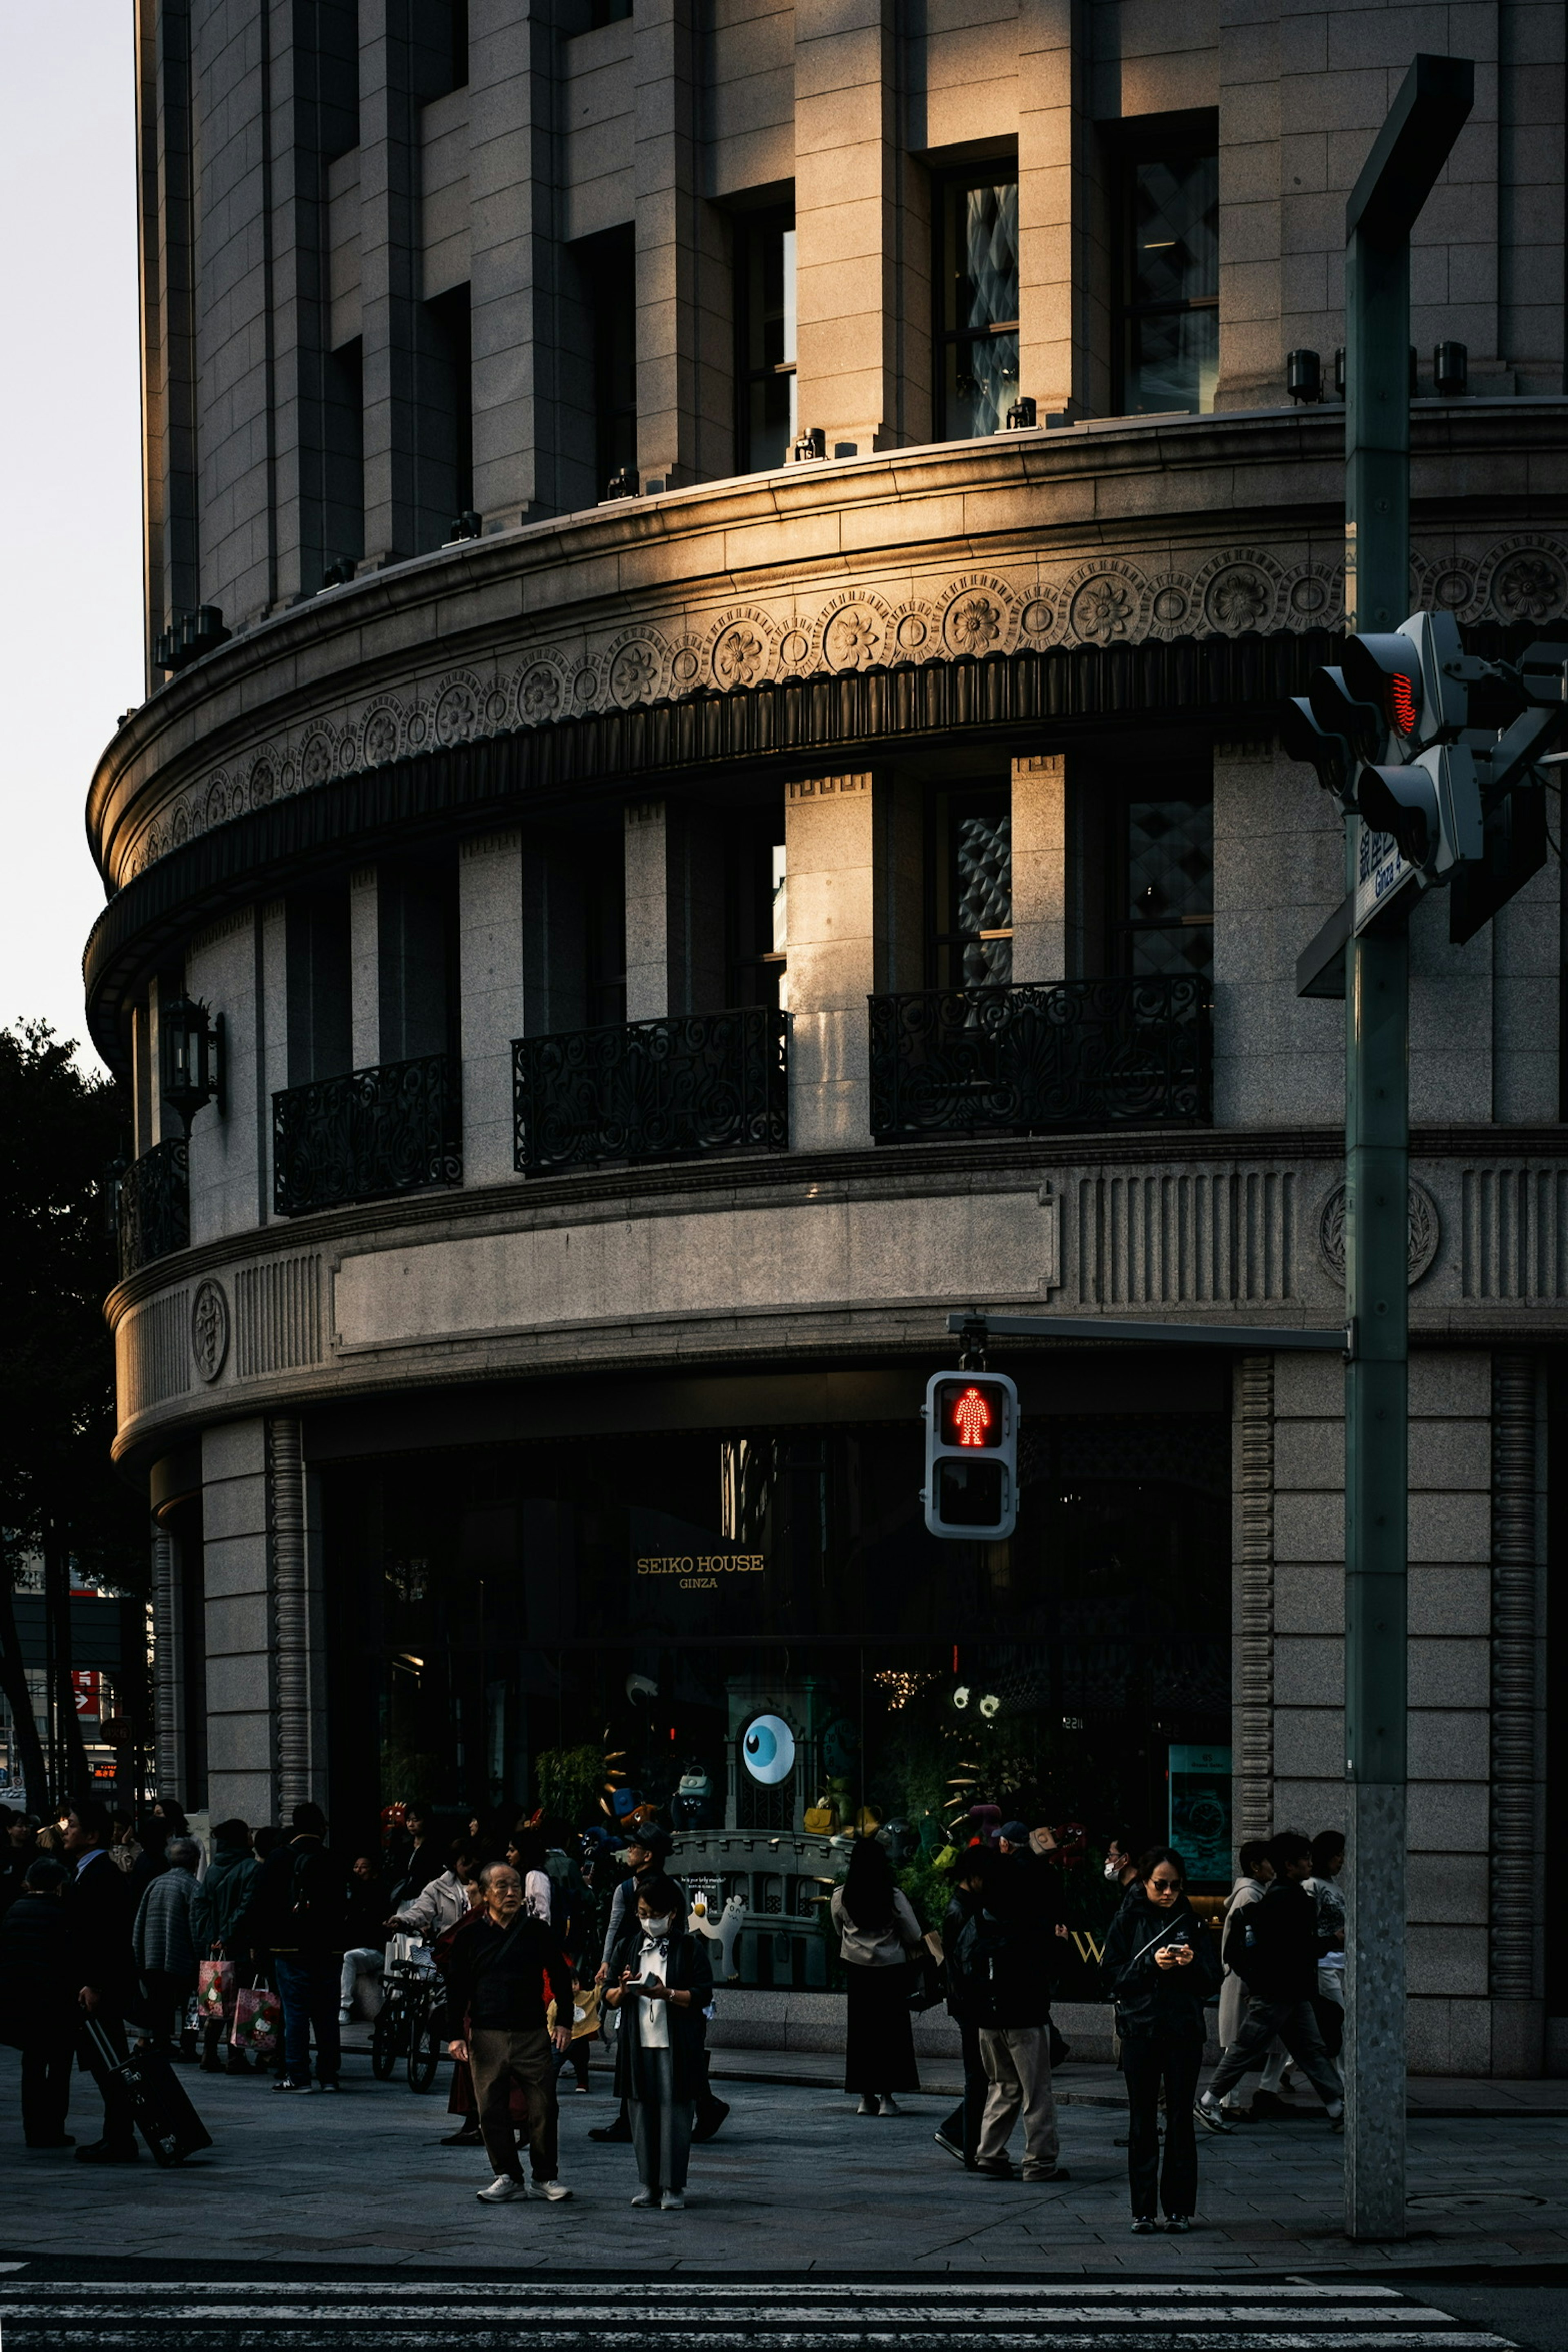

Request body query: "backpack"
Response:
[1223, 1898, 1262, 1988]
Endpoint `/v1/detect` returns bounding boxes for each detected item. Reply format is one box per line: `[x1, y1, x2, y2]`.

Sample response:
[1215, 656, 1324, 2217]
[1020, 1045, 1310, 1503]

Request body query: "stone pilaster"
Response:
[269, 1416, 310, 1818]
[150, 1519, 186, 1802]
[1234, 1354, 1275, 1849]
[1490, 1352, 1546, 2074]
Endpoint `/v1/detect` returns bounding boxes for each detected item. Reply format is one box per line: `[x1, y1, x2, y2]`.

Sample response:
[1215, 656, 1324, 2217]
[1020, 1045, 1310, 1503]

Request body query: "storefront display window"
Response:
[323, 1408, 1231, 1981]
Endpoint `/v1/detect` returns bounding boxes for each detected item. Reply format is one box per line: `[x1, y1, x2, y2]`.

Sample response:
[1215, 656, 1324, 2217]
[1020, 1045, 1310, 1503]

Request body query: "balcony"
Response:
[116, 1136, 189, 1278]
[272, 1054, 462, 1217]
[513, 1008, 789, 1177]
[868, 976, 1210, 1144]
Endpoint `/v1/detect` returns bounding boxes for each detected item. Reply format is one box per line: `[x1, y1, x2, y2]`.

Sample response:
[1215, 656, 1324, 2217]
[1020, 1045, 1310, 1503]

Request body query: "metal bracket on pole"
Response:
[944, 1312, 1349, 1354]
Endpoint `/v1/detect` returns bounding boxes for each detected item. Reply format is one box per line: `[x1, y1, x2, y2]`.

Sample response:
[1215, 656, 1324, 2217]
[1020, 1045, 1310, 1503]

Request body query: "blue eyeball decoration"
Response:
[741, 1712, 796, 1786]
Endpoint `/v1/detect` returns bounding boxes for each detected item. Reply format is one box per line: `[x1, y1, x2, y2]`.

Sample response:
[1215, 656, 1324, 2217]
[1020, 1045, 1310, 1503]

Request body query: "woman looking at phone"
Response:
[1101, 1845, 1220, 2234]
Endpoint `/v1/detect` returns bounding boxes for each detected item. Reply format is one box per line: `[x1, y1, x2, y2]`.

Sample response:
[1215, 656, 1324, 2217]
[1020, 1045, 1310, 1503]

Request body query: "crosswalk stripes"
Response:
[0, 2276, 1521, 2351]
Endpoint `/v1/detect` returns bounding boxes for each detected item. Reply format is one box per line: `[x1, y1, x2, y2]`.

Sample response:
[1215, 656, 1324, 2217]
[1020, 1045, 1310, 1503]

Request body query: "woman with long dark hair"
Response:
[830, 1838, 925, 2116]
[1101, 1844, 1220, 2233]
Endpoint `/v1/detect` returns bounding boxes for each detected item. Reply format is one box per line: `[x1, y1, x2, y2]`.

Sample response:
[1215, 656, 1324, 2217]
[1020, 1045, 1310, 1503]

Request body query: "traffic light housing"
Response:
[1341, 610, 1468, 751]
[922, 1370, 1018, 1541]
[1357, 742, 1483, 880]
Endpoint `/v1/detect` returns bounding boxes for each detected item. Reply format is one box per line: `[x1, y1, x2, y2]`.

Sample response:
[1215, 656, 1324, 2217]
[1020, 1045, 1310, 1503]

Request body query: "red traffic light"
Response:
[935, 1379, 1007, 1450]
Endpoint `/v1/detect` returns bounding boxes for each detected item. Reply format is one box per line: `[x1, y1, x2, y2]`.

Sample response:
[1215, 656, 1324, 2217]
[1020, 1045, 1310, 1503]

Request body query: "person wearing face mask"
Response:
[1101, 1845, 1221, 2234]
[1102, 1837, 1142, 1894]
[604, 1875, 713, 2212]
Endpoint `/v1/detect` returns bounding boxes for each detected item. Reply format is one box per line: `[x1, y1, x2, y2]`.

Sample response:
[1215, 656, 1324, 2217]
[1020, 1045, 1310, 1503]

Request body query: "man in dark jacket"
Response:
[234, 1800, 346, 2092]
[63, 1798, 140, 2163]
[441, 1861, 575, 2203]
[1196, 1829, 1344, 2132]
[0, 1858, 80, 2146]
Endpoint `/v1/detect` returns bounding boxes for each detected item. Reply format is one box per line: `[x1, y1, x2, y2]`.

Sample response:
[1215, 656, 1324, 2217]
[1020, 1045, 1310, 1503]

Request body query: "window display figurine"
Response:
[670, 1765, 717, 1832]
[688, 1891, 745, 1982]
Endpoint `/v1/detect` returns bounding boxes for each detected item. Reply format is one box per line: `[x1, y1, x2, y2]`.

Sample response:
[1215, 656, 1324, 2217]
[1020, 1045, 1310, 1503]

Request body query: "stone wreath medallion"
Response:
[1316, 1178, 1440, 1288]
[191, 1278, 230, 1384]
[1412, 552, 1481, 621]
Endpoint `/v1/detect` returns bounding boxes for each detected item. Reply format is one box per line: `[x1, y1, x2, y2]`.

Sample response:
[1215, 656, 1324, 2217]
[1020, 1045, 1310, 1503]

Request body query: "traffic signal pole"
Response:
[1341, 56, 1472, 2243]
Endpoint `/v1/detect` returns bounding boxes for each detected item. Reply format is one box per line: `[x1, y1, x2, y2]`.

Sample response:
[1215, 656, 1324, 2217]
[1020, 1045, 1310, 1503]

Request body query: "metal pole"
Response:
[1340, 53, 1472, 2243]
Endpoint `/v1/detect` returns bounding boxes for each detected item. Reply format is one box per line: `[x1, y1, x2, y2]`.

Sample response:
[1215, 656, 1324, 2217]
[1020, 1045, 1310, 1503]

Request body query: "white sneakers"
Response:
[630, 2187, 656, 2207]
[535, 2179, 573, 2200]
[661, 2191, 686, 2211]
[476, 2175, 527, 2202]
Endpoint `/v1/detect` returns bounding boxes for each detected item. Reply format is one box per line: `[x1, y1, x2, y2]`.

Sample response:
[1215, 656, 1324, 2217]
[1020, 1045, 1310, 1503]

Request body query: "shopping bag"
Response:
[196, 1958, 235, 2020]
[230, 1978, 282, 2059]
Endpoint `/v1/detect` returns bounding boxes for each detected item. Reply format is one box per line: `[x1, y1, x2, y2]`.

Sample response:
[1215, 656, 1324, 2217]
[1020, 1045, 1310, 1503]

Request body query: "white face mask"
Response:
[1103, 1857, 1122, 1881]
[641, 1915, 673, 1939]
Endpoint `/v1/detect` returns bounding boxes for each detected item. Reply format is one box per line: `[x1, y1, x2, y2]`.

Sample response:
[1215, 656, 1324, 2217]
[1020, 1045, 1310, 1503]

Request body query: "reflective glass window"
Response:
[937, 174, 1020, 440]
[1119, 146, 1218, 416]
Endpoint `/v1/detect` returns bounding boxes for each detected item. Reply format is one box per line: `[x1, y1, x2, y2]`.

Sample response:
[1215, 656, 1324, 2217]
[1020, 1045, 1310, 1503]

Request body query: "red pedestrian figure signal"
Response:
[951, 1385, 991, 1447]
[924, 1370, 1018, 1539]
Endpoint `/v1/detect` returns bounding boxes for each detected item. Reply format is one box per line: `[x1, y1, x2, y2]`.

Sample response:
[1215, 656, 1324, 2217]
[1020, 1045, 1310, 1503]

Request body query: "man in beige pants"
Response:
[971, 1834, 1071, 2185]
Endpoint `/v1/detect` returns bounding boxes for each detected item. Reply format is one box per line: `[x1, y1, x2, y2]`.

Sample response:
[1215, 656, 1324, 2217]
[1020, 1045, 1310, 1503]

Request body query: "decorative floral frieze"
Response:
[110, 530, 1568, 890]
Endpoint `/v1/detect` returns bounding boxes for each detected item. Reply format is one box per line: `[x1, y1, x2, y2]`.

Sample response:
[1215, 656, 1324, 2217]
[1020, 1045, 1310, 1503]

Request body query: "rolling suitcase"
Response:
[81, 2014, 214, 2166]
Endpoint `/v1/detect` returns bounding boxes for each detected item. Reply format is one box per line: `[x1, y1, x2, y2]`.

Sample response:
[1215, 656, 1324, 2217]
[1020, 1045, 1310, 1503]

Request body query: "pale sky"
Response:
[0, 7, 144, 1070]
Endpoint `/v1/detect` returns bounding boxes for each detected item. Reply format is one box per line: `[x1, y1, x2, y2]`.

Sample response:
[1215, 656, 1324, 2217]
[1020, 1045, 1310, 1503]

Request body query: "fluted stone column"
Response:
[1490, 1353, 1545, 2074]
[269, 1417, 310, 1817]
[150, 1520, 186, 1802]
[1234, 1354, 1275, 1849]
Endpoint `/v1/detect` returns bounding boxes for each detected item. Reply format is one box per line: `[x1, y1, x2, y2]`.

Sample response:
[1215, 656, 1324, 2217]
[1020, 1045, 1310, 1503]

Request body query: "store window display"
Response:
[320, 1405, 1230, 1987]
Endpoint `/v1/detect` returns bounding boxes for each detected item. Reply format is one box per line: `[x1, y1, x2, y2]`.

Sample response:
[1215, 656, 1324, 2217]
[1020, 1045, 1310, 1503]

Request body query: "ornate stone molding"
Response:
[1490, 1353, 1539, 2002]
[267, 1417, 310, 1815]
[1235, 1354, 1275, 1847]
[106, 529, 1568, 892]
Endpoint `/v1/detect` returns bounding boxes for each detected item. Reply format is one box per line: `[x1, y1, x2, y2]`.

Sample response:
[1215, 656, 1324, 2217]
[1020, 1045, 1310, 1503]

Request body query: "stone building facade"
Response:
[93, 0, 1565, 2072]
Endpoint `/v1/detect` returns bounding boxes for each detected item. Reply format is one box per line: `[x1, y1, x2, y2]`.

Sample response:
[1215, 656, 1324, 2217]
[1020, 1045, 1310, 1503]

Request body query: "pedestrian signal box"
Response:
[922, 1370, 1018, 1541]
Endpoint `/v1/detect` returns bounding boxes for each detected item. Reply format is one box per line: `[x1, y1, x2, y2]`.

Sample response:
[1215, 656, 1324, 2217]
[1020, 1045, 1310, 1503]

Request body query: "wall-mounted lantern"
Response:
[160, 996, 225, 1135]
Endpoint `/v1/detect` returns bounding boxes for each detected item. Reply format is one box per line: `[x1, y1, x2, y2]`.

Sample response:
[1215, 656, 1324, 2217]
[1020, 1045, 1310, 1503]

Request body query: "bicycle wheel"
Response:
[371, 1996, 399, 2080]
[407, 1998, 441, 2094]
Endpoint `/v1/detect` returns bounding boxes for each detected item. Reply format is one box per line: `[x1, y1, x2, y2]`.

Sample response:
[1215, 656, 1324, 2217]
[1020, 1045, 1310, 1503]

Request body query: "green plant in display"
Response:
[378, 1734, 445, 1806]
[535, 1743, 607, 1827]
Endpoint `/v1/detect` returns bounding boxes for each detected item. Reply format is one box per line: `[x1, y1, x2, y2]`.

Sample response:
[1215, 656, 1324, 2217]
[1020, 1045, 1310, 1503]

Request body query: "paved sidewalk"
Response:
[2, 2047, 1565, 2275]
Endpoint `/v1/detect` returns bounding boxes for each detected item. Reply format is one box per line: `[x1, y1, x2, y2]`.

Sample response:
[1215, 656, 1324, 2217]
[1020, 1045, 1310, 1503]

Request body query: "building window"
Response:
[928, 783, 1013, 987]
[726, 820, 787, 1008]
[1117, 131, 1218, 416]
[582, 228, 637, 495]
[588, 0, 633, 23]
[935, 172, 1019, 440]
[1113, 787, 1214, 983]
[736, 208, 796, 472]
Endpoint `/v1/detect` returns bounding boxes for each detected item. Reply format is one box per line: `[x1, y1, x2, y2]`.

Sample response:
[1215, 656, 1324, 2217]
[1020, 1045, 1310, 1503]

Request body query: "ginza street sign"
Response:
[1354, 824, 1423, 934]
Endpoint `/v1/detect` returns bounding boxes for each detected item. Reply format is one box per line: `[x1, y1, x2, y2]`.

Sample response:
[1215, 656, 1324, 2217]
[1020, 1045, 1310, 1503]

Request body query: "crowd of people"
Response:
[0, 1789, 1350, 2230]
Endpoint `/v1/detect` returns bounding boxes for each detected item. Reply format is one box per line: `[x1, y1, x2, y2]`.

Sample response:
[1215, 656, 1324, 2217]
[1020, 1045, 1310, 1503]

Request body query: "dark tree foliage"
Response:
[0, 1024, 145, 1804]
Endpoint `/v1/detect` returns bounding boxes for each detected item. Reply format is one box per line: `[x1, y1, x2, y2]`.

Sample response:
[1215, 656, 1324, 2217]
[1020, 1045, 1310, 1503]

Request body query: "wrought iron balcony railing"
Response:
[868, 976, 1210, 1143]
[273, 1053, 462, 1217]
[513, 1008, 789, 1177]
[116, 1136, 190, 1278]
